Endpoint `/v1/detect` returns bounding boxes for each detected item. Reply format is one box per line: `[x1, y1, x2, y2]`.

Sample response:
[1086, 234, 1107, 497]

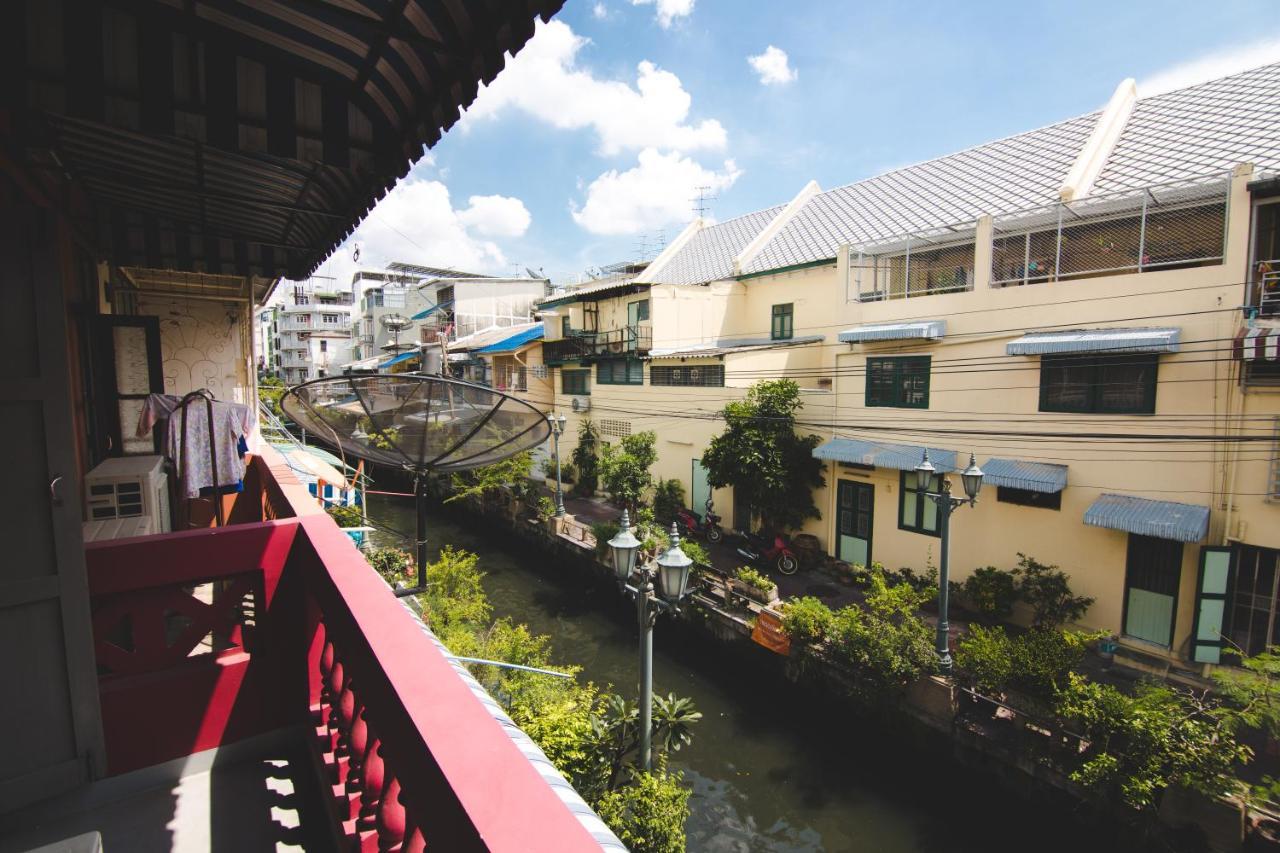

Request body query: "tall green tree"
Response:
[598, 431, 657, 510]
[701, 379, 825, 530]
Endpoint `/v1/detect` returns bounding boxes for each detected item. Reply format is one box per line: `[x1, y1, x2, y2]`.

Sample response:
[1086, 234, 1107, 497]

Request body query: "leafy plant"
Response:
[536, 496, 557, 520]
[954, 624, 1015, 695]
[701, 379, 825, 532]
[364, 545, 412, 583]
[652, 479, 686, 524]
[960, 566, 1019, 623]
[680, 539, 709, 568]
[446, 451, 533, 505]
[540, 458, 578, 484]
[325, 503, 362, 528]
[257, 373, 286, 419]
[1014, 554, 1094, 627]
[598, 431, 658, 510]
[781, 596, 835, 645]
[955, 625, 1096, 701]
[826, 573, 937, 696]
[734, 566, 775, 595]
[594, 763, 692, 853]
[570, 418, 600, 495]
[592, 521, 620, 559]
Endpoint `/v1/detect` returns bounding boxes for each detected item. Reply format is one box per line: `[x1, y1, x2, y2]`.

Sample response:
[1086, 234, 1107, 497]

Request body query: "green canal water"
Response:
[366, 493, 1113, 852]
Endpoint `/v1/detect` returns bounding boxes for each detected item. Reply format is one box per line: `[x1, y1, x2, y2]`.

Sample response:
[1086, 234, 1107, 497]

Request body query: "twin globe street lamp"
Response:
[547, 413, 567, 518]
[607, 510, 694, 771]
[915, 450, 985, 673]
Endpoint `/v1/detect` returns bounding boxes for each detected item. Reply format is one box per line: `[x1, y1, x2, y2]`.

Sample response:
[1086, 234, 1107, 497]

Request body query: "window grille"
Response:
[599, 419, 632, 438]
[991, 176, 1228, 287]
[850, 239, 975, 302]
[649, 365, 725, 387]
[1039, 354, 1158, 414]
[562, 369, 590, 395]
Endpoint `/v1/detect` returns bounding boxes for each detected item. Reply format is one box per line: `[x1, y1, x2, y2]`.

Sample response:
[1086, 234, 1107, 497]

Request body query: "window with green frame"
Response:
[866, 356, 931, 408]
[1039, 353, 1158, 414]
[771, 303, 793, 340]
[561, 315, 571, 337]
[596, 358, 644, 385]
[899, 470, 941, 536]
[562, 368, 590, 395]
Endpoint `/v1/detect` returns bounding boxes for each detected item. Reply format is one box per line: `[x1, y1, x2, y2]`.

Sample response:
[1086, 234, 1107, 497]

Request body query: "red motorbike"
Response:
[733, 530, 799, 575]
[674, 500, 724, 543]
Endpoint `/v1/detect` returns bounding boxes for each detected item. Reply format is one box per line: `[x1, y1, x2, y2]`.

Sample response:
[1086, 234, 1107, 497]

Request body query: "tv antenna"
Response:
[691, 185, 717, 218]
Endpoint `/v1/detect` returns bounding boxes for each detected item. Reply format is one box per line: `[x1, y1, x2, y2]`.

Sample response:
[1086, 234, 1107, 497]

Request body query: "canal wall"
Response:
[425, 489, 1251, 852]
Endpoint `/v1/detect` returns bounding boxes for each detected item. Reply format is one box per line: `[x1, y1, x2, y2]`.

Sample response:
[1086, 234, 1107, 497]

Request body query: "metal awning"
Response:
[412, 300, 454, 321]
[1083, 494, 1210, 542]
[1235, 327, 1280, 361]
[379, 351, 421, 369]
[981, 458, 1068, 493]
[838, 320, 945, 343]
[1006, 327, 1180, 355]
[813, 438, 957, 472]
[475, 326, 544, 354]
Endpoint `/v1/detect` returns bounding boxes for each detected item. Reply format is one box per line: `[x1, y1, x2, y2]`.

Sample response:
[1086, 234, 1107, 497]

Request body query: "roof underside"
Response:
[11, 0, 564, 284]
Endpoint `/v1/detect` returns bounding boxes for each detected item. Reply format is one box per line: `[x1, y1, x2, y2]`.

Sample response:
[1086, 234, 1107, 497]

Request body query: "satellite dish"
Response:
[282, 374, 551, 595]
[380, 313, 411, 331]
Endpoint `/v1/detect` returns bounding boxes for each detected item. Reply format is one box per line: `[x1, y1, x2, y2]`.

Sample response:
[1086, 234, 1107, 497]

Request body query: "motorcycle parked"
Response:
[734, 530, 799, 575]
[675, 501, 724, 543]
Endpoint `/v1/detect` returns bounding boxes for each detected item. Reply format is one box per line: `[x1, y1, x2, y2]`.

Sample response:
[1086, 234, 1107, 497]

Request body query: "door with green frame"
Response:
[691, 459, 711, 516]
[1123, 534, 1183, 647]
[837, 480, 874, 567]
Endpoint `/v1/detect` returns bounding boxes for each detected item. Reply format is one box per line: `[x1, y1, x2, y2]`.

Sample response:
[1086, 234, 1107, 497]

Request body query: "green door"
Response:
[691, 460, 711, 515]
[1123, 535, 1183, 647]
[837, 480, 874, 567]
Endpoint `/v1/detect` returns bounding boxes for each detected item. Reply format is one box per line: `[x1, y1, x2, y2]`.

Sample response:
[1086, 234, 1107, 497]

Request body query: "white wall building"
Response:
[276, 277, 356, 384]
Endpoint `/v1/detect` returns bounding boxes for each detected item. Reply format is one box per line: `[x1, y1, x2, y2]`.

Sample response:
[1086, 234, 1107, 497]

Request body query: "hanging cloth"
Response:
[137, 392, 252, 497]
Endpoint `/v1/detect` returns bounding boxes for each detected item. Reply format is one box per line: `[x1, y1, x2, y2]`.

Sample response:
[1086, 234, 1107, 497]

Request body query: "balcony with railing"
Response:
[543, 326, 652, 364]
[3, 448, 617, 851]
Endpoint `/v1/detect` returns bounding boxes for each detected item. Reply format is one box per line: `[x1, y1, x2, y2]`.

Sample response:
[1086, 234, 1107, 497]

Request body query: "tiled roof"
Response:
[744, 112, 1100, 273]
[648, 205, 786, 285]
[1093, 62, 1280, 192]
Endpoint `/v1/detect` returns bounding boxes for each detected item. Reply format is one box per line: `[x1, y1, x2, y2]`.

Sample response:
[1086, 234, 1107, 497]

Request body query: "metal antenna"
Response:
[691, 185, 716, 218]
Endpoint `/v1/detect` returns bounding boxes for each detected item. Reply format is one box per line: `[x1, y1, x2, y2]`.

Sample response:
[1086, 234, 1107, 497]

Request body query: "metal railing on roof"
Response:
[990, 172, 1230, 287]
[847, 234, 977, 302]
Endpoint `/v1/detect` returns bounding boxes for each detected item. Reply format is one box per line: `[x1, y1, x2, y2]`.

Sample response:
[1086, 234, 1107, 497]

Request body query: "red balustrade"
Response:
[84, 446, 605, 851]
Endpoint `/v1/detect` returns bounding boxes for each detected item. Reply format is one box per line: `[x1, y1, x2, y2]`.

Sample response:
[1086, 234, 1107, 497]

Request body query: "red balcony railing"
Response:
[85, 448, 608, 851]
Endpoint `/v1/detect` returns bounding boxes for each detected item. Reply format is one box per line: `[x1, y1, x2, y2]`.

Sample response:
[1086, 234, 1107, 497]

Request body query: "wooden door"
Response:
[0, 188, 106, 810]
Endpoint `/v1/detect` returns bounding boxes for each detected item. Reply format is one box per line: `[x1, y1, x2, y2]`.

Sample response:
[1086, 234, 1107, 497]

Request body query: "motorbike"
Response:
[674, 501, 724, 543]
[734, 530, 799, 575]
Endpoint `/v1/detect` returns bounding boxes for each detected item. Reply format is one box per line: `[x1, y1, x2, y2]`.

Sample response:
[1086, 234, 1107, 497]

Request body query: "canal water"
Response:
[366, 494, 1112, 852]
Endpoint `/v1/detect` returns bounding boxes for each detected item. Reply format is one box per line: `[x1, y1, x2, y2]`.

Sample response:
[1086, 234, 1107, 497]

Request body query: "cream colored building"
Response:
[541, 64, 1280, 672]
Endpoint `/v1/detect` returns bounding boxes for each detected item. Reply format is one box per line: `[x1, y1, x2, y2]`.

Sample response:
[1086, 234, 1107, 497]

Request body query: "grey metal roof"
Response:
[814, 438, 958, 472]
[648, 205, 786, 285]
[647, 334, 823, 359]
[1083, 494, 1210, 542]
[839, 320, 946, 343]
[1093, 62, 1280, 193]
[538, 277, 646, 308]
[1005, 327, 1180, 355]
[741, 61, 1280, 276]
[981, 458, 1068, 493]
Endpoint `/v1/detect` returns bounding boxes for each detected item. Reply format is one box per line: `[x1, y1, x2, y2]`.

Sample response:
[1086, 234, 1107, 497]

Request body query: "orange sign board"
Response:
[752, 609, 791, 656]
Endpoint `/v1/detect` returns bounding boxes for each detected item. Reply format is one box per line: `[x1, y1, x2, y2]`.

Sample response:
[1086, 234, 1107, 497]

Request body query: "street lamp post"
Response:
[608, 511, 693, 771]
[915, 450, 984, 673]
[548, 413, 567, 518]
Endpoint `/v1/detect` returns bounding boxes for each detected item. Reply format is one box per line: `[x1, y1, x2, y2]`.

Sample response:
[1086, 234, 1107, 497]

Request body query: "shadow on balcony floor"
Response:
[0, 731, 333, 853]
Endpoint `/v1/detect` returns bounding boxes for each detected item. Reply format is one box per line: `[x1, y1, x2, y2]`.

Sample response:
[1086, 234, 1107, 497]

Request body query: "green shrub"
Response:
[781, 596, 834, 645]
[680, 539, 709, 568]
[1014, 554, 1094, 627]
[956, 625, 1096, 701]
[570, 419, 600, 495]
[594, 764, 691, 853]
[536, 496, 556, 520]
[827, 574, 937, 696]
[364, 546, 412, 583]
[954, 624, 1014, 695]
[960, 566, 1019, 623]
[325, 503, 363, 528]
[592, 521, 620, 559]
[599, 431, 658, 509]
[734, 566, 775, 594]
[652, 479, 686, 524]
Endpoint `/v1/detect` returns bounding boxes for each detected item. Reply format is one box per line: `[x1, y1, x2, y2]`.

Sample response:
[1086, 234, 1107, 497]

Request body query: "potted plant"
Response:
[732, 566, 779, 604]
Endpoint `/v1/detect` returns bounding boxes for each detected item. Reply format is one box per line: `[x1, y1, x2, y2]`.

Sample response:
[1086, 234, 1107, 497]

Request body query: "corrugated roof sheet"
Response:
[981, 458, 1068, 493]
[647, 206, 786, 285]
[475, 326, 544, 354]
[814, 438, 958, 472]
[839, 321, 946, 343]
[647, 334, 824, 359]
[1084, 494, 1210, 542]
[1005, 327, 1181, 355]
[538, 278, 646, 308]
[378, 351, 420, 368]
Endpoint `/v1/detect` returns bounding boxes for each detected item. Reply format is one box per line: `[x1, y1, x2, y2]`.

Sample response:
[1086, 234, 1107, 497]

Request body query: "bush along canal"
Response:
[359, 491, 1215, 853]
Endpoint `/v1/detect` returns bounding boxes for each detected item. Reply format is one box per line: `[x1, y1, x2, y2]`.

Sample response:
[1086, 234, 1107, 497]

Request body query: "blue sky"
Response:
[311, 0, 1280, 289]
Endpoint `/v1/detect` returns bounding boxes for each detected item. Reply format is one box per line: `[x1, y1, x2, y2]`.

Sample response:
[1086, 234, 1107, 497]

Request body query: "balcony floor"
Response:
[0, 732, 333, 853]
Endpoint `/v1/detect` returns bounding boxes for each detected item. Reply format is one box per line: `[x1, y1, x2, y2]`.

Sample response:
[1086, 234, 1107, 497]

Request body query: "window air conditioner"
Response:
[84, 454, 172, 538]
[571, 396, 591, 413]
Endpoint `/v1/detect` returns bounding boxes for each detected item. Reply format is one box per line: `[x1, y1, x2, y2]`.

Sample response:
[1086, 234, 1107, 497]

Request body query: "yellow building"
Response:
[540, 65, 1280, 673]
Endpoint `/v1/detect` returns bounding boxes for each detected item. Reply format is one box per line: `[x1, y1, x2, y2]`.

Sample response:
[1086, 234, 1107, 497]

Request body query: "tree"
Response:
[445, 451, 533, 504]
[594, 764, 692, 853]
[570, 418, 600, 495]
[700, 379, 824, 531]
[598, 431, 657, 509]
[258, 373, 286, 419]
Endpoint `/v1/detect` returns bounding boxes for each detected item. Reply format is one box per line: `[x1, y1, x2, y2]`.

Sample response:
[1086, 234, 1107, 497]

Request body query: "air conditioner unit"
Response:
[571, 396, 591, 413]
[84, 454, 171, 535]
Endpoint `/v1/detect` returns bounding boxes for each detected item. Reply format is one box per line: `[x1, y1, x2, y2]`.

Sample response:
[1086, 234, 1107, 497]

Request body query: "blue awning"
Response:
[474, 326, 544, 354]
[814, 438, 958, 472]
[981, 458, 1068, 493]
[410, 299, 453, 321]
[838, 320, 945, 343]
[1084, 493, 1209, 543]
[378, 351, 420, 368]
[1006, 327, 1180, 355]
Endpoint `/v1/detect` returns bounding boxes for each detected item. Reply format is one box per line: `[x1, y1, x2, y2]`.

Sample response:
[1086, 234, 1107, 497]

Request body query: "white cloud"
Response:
[630, 0, 694, 28]
[1138, 36, 1280, 96]
[464, 19, 725, 156]
[310, 175, 530, 287]
[458, 194, 532, 237]
[572, 147, 741, 235]
[747, 45, 797, 85]
[592, 2, 608, 19]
